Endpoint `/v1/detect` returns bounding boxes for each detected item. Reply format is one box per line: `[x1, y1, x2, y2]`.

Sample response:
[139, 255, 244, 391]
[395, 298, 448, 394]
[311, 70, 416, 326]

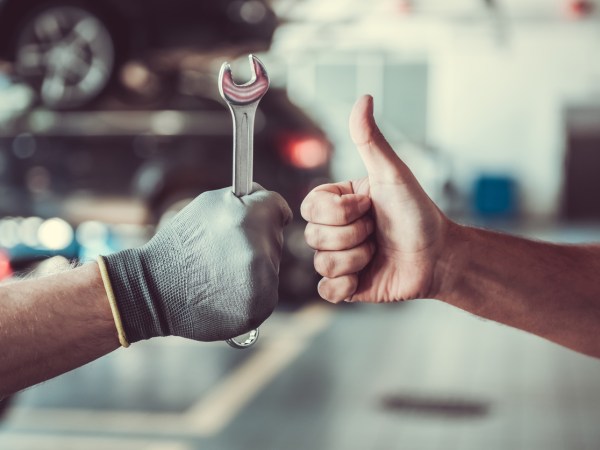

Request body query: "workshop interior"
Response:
[1, 0, 600, 449]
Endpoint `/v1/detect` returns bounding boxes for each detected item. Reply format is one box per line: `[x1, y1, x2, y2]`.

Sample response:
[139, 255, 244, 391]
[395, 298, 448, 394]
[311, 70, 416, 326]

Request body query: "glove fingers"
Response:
[245, 184, 293, 226]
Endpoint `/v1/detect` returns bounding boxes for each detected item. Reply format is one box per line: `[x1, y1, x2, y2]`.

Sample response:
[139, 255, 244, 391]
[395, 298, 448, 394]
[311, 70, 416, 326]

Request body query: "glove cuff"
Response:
[97, 256, 130, 348]
[103, 248, 169, 342]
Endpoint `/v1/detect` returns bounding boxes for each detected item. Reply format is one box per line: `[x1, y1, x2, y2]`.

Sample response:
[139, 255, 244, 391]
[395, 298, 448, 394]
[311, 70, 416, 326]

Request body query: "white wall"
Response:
[272, 4, 600, 217]
[430, 21, 600, 217]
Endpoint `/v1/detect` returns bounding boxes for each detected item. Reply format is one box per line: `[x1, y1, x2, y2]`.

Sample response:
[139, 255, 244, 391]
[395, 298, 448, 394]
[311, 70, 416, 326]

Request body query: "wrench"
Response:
[218, 54, 270, 349]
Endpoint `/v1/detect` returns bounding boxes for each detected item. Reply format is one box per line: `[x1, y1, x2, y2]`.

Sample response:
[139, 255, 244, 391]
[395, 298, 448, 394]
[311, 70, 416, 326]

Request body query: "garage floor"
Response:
[1, 225, 600, 450]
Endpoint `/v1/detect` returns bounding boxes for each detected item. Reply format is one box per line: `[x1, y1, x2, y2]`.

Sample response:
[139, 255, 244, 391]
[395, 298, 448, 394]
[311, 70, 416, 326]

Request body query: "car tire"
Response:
[13, 2, 116, 109]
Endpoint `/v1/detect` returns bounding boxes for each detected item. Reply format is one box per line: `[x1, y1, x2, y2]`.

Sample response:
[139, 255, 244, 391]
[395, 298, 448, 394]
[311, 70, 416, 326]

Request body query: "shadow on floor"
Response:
[380, 393, 491, 419]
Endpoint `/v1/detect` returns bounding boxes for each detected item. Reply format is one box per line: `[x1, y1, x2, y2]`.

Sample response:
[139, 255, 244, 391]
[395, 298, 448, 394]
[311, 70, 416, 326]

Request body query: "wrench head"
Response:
[219, 54, 270, 106]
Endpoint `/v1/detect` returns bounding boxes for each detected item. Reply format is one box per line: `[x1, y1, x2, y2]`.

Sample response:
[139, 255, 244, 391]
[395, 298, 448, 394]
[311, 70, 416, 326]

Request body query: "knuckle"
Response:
[332, 196, 351, 224]
[304, 223, 323, 250]
[299, 202, 310, 222]
[303, 224, 311, 244]
[300, 196, 316, 222]
[314, 251, 337, 277]
[304, 224, 321, 248]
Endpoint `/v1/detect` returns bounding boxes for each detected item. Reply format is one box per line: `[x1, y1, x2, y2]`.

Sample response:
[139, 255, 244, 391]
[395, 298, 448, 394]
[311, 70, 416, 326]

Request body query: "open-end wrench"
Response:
[219, 54, 270, 349]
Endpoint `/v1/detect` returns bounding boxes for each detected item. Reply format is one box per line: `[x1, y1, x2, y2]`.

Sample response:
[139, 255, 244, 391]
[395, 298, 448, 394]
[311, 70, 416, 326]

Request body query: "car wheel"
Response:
[14, 4, 115, 109]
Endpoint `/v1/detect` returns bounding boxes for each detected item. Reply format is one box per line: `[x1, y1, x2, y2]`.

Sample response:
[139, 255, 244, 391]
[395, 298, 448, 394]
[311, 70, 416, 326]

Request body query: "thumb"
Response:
[349, 95, 414, 185]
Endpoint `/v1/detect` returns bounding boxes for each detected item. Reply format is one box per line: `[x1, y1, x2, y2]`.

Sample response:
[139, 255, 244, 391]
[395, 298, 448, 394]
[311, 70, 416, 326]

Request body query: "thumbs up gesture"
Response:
[301, 95, 452, 303]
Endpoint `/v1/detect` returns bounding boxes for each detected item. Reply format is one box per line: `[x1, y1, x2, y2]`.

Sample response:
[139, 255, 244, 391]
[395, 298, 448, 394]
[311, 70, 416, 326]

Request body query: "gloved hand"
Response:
[102, 184, 292, 343]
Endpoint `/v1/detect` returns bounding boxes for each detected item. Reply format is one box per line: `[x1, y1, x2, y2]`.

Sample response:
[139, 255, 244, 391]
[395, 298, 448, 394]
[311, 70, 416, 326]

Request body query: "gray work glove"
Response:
[103, 184, 292, 343]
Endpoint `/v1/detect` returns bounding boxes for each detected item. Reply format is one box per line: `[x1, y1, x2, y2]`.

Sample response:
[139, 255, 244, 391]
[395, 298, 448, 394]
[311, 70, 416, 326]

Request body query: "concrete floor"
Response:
[2, 224, 600, 450]
[1, 299, 600, 450]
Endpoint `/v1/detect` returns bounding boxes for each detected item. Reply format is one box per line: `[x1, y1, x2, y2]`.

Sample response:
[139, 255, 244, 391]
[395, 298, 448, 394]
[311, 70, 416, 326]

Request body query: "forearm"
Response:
[436, 223, 600, 357]
[0, 263, 119, 397]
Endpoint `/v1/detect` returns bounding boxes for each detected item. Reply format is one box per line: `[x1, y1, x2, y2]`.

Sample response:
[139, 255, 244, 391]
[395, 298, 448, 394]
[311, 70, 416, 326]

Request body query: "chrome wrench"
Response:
[219, 54, 270, 349]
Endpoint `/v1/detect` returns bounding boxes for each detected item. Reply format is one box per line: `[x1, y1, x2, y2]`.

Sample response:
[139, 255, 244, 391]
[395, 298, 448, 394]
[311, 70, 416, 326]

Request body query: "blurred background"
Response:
[1, 0, 600, 449]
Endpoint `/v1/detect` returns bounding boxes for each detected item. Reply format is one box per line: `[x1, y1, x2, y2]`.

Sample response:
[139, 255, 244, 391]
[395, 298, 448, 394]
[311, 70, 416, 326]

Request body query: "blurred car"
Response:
[0, 79, 332, 300]
[0, 0, 278, 109]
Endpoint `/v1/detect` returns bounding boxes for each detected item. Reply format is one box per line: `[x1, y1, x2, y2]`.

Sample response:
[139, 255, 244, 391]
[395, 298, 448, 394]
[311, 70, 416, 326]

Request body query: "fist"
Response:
[301, 96, 449, 304]
[105, 184, 293, 343]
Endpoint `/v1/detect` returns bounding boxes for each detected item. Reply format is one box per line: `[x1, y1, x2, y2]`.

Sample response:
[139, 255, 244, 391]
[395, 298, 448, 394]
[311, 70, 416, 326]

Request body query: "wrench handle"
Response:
[218, 55, 269, 351]
[230, 104, 257, 197]
[227, 103, 260, 350]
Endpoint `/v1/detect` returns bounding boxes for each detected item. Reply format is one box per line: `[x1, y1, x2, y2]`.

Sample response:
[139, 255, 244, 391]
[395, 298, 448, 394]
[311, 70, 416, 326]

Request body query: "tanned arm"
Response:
[301, 95, 600, 358]
[437, 225, 600, 357]
[0, 185, 292, 397]
[0, 263, 119, 397]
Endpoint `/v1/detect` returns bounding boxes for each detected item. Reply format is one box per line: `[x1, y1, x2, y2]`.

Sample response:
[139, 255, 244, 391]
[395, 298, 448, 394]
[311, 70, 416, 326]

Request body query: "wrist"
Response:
[429, 220, 471, 302]
[97, 256, 130, 347]
[81, 262, 120, 341]
[103, 248, 165, 342]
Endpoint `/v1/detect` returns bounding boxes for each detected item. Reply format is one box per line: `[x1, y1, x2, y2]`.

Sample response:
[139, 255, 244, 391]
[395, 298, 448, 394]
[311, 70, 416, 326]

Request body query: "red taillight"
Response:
[565, 0, 594, 18]
[0, 251, 12, 280]
[279, 135, 330, 169]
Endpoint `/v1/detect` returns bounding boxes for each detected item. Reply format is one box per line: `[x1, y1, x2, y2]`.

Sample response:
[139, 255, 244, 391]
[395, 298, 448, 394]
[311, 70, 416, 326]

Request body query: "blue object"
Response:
[473, 175, 518, 218]
[9, 241, 79, 264]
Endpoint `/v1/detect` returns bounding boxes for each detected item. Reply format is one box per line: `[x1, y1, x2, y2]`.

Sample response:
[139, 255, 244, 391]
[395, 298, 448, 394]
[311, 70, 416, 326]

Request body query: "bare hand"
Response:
[301, 95, 451, 303]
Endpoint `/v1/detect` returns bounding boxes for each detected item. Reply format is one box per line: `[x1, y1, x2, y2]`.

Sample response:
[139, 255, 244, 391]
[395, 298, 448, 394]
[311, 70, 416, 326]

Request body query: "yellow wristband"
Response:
[97, 256, 130, 348]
